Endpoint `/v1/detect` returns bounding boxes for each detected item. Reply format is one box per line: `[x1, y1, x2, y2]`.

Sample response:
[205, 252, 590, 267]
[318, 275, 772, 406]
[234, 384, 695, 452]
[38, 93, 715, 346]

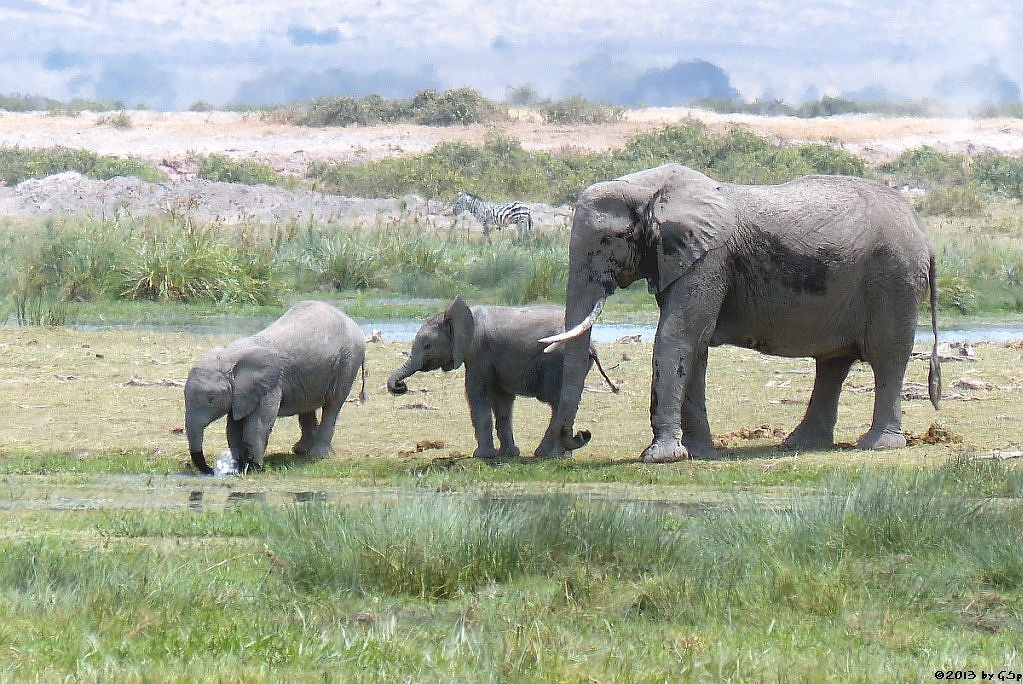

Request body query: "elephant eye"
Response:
[424, 342, 432, 350]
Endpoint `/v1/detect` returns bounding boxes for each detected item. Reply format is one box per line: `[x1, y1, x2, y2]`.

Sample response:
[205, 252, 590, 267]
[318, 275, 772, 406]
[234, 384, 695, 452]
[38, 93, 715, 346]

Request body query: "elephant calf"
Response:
[185, 300, 366, 474]
[387, 297, 616, 459]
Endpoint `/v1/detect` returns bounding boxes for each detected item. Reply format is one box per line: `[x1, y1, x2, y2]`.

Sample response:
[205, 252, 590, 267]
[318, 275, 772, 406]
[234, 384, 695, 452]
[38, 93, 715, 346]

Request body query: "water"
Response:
[0, 473, 768, 513]
[363, 320, 1023, 345]
[6, 314, 1023, 344]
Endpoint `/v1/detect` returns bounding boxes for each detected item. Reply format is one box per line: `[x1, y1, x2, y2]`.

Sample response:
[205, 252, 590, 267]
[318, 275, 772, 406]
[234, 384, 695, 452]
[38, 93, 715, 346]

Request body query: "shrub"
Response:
[0, 146, 164, 185]
[297, 89, 504, 128]
[196, 154, 292, 187]
[538, 96, 624, 124]
[95, 111, 133, 129]
[409, 88, 505, 125]
[917, 185, 987, 216]
[880, 146, 968, 188]
[970, 152, 1023, 198]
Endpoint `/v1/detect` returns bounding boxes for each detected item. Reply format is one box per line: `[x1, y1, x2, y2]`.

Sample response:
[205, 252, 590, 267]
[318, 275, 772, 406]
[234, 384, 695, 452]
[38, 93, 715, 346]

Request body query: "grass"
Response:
[0, 321, 1021, 678]
[0, 145, 164, 185]
[3, 198, 1023, 317]
[0, 463, 1021, 679]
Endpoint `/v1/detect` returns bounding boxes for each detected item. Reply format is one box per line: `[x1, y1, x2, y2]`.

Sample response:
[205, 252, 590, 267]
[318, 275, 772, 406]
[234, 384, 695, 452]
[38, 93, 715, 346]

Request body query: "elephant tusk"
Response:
[539, 298, 605, 354]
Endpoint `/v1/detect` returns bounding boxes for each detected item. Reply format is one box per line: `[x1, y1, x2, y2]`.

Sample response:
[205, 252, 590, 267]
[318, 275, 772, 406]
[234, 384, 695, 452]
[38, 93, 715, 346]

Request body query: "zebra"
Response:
[452, 191, 532, 241]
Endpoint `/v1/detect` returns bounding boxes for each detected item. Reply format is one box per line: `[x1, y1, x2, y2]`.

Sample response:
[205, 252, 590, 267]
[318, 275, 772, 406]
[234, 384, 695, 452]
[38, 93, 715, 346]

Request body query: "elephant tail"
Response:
[589, 347, 619, 394]
[358, 357, 367, 403]
[927, 253, 942, 410]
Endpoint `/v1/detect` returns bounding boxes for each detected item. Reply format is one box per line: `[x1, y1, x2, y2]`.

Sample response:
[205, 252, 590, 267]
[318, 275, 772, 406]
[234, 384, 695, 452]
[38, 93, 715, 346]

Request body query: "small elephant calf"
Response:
[387, 297, 616, 459]
[185, 300, 366, 474]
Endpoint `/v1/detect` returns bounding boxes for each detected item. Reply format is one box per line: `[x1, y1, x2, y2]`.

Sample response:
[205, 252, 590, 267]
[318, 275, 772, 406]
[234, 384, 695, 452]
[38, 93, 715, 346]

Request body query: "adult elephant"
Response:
[539, 164, 941, 462]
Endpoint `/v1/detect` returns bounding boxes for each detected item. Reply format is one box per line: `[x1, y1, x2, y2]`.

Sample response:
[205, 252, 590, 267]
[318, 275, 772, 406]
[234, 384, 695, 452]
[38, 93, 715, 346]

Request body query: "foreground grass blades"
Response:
[0, 464, 1021, 680]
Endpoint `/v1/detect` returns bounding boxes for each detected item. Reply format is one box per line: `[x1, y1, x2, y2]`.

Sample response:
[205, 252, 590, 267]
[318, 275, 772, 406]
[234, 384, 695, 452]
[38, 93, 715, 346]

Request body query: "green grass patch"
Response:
[0, 145, 164, 186]
[197, 153, 295, 188]
[1, 461, 1020, 679]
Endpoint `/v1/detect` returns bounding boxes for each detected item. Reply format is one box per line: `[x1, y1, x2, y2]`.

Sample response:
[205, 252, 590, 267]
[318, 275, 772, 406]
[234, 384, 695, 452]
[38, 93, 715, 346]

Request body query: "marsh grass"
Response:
[2, 462, 1020, 679]
[5, 201, 1022, 318]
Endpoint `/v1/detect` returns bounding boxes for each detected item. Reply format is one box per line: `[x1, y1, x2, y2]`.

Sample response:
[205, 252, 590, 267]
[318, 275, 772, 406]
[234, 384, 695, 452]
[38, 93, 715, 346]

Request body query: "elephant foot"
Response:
[533, 443, 571, 460]
[640, 438, 690, 464]
[497, 445, 520, 458]
[473, 446, 501, 460]
[293, 442, 331, 458]
[781, 426, 835, 451]
[683, 438, 717, 460]
[856, 429, 907, 450]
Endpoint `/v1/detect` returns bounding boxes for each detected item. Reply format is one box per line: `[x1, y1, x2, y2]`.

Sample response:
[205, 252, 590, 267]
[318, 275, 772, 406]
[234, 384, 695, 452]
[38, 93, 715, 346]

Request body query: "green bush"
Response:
[296, 89, 504, 127]
[196, 154, 292, 187]
[970, 152, 1023, 198]
[407, 88, 504, 125]
[880, 146, 968, 188]
[537, 96, 624, 124]
[0, 146, 164, 185]
[918, 186, 987, 216]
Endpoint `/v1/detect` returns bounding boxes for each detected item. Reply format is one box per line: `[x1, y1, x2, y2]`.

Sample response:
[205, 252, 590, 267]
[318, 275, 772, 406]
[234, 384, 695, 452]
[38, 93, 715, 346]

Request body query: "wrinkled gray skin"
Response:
[185, 301, 366, 474]
[541, 163, 942, 463]
[387, 297, 602, 459]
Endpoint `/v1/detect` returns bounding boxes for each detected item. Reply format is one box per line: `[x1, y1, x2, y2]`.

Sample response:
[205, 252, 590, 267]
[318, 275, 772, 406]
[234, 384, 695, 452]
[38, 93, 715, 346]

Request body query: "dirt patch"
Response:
[0, 171, 573, 229]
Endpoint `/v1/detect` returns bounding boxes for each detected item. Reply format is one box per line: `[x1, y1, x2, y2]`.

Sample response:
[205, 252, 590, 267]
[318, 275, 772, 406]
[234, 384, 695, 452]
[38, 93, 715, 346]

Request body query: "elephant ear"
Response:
[230, 346, 283, 419]
[641, 165, 737, 293]
[444, 296, 475, 369]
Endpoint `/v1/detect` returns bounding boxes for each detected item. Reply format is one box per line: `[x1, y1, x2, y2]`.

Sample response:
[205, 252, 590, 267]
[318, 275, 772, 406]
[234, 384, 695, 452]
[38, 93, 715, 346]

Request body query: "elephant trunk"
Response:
[549, 280, 610, 453]
[185, 414, 214, 475]
[387, 357, 419, 395]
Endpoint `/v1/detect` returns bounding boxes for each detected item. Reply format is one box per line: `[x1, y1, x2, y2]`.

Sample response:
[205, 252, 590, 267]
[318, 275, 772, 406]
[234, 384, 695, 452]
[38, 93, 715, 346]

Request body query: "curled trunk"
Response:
[185, 417, 214, 475]
[547, 280, 610, 453]
[387, 358, 418, 395]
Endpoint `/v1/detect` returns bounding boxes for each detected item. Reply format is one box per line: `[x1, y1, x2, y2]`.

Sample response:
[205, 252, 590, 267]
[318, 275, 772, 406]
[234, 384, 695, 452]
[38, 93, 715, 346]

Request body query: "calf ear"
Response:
[230, 346, 282, 419]
[444, 296, 474, 369]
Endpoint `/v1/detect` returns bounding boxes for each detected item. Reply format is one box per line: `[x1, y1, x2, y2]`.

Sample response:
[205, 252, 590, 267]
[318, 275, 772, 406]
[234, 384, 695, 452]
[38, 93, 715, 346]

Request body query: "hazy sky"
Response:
[1, 1, 1020, 109]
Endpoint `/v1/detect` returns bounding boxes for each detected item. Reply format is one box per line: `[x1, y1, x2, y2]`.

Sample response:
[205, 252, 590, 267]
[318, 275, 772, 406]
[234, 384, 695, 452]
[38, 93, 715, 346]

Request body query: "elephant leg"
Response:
[241, 413, 275, 471]
[466, 372, 498, 458]
[307, 394, 346, 458]
[535, 409, 564, 459]
[681, 344, 716, 460]
[492, 392, 519, 458]
[642, 280, 723, 463]
[857, 354, 910, 450]
[292, 412, 319, 454]
[226, 415, 246, 469]
[783, 355, 857, 450]
[856, 294, 916, 450]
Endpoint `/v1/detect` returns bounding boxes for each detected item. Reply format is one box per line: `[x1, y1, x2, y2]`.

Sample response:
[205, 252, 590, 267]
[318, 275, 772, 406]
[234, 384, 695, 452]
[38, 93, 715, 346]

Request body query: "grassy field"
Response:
[1, 323, 1022, 680]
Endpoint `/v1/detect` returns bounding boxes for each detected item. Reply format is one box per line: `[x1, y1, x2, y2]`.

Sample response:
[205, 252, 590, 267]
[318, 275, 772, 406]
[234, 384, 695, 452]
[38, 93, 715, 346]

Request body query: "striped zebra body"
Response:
[453, 191, 532, 240]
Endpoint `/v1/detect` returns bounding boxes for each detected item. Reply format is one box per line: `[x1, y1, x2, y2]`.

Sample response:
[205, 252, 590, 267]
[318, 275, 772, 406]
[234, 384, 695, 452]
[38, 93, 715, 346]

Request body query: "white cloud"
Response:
[0, 0, 1018, 107]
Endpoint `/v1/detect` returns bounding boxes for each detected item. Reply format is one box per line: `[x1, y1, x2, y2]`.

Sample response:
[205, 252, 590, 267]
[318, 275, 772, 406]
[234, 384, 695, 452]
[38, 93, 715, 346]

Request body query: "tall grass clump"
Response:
[120, 222, 280, 304]
[263, 495, 682, 598]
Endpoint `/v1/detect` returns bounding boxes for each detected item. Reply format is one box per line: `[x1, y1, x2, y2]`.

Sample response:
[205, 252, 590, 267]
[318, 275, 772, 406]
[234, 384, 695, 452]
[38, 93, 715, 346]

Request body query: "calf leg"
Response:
[492, 392, 519, 457]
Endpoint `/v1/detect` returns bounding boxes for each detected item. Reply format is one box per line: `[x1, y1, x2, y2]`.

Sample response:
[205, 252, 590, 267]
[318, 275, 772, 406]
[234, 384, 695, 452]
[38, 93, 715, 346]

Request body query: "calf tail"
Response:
[928, 253, 942, 410]
[359, 357, 368, 403]
[589, 347, 619, 394]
